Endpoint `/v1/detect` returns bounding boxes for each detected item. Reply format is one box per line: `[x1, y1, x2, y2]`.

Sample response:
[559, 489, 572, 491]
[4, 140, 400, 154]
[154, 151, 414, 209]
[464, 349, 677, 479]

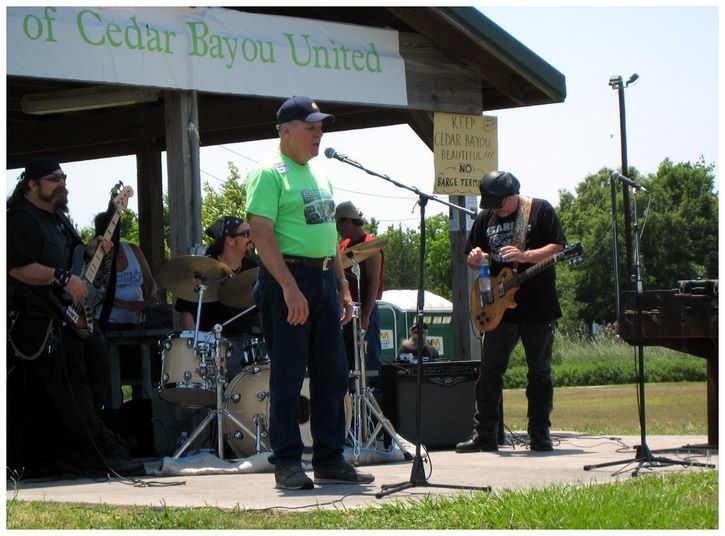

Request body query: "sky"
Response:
[4, 4, 720, 234]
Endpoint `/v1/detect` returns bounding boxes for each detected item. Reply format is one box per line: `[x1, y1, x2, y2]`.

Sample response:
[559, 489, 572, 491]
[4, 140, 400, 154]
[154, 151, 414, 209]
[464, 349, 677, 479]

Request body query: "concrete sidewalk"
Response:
[6, 433, 717, 512]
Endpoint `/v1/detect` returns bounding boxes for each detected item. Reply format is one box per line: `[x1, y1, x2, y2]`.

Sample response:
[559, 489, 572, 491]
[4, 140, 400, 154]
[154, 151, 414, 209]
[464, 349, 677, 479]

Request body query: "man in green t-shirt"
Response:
[247, 95, 375, 490]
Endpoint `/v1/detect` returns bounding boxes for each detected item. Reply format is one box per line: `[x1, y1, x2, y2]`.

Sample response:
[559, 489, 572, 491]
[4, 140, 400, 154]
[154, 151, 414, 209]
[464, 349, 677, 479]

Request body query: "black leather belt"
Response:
[283, 255, 333, 271]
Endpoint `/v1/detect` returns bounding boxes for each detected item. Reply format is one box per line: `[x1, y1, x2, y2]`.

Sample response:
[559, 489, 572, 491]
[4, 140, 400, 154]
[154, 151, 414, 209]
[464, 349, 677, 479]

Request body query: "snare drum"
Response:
[158, 331, 229, 407]
[223, 365, 351, 458]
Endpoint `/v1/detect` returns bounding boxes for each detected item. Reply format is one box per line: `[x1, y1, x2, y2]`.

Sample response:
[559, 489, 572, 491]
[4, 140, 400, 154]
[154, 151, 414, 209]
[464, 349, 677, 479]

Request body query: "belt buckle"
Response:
[321, 257, 331, 271]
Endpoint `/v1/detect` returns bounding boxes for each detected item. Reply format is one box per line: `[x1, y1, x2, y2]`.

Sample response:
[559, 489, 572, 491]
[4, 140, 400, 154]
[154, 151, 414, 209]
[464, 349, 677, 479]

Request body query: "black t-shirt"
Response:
[8, 198, 80, 318]
[464, 198, 567, 322]
[174, 255, 259, 335]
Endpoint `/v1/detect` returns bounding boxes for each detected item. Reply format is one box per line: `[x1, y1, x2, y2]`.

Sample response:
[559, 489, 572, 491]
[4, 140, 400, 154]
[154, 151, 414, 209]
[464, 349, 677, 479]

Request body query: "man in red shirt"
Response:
[335, 201, 384, 388]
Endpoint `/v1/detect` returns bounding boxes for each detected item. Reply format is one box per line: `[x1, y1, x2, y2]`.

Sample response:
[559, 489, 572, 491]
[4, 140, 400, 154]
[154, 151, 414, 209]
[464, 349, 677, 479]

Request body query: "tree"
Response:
[557, 169, 621, 333]
[199, 162, 249, 247]
[638, 158, 718, 288]
[556, 159, 718, 333]
[376, 213, 453, 299]
[423, 213, 453, 299]
[379, 223, 420, 290]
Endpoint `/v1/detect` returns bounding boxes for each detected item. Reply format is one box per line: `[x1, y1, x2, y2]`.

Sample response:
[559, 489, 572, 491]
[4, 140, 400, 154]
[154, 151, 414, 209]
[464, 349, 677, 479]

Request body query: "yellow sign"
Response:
[380, 329, 394, 350]
[433, 112, 498, 195]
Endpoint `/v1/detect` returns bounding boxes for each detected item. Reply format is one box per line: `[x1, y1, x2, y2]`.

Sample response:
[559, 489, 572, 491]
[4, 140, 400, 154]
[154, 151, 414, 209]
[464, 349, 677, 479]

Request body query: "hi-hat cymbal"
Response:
[341, 237, 388, 269]
[159, 255, 232, 302]
[219, 267, 259, 308]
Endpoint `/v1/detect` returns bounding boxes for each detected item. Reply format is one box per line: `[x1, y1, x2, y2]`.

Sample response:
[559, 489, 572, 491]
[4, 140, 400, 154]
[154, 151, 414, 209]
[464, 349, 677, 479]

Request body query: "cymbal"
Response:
[341, 237, 388, 269]
[219, 267, 259, 308]
[159, 255, 232, 302]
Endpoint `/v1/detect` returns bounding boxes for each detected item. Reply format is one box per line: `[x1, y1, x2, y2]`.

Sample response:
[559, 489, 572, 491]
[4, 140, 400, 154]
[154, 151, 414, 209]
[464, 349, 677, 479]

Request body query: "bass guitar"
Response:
[469, 242, 583, 333]
[53, 182, 133, 339]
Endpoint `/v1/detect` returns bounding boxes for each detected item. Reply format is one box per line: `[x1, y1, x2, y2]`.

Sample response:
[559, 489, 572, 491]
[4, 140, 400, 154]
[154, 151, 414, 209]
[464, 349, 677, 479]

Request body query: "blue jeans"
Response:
[253, 264, 349, 468]
[473, 320, 556, 434]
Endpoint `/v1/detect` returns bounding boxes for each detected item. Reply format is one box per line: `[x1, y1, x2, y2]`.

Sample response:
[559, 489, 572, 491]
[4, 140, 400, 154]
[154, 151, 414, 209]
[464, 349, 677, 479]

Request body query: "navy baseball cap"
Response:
[276, 95, 335, 124]
[479, 171, 520, 209]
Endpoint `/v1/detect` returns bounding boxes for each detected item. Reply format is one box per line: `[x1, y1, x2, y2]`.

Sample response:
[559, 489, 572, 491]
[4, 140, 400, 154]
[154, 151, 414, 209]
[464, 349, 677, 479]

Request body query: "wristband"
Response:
[52, 268, 72, 288]
[337, 277, 349, 286]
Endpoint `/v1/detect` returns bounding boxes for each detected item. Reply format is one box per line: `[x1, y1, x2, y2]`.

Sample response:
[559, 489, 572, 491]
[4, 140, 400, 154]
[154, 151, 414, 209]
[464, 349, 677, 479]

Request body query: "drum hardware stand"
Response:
[191, 282, 208, 348]
[324, 151, 490, 497]
[253, 412, 268, 454]
[172, 322, 254, 460]
[584, 178, 715, 476]
[346, 258, 409, 464]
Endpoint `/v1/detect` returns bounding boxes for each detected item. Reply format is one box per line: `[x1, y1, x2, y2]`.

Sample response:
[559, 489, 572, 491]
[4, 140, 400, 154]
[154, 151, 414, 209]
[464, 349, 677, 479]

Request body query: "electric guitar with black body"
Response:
[52, 182, 133, 339]
[470, 242, 583, 333]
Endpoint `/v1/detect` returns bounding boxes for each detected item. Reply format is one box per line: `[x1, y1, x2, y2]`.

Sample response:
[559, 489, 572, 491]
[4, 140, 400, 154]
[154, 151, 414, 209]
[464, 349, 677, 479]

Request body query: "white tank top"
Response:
[108, 242, 144, 324]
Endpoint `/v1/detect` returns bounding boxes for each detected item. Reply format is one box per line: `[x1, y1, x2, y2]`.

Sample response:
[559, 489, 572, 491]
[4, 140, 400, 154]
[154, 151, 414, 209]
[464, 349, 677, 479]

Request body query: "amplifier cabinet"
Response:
[382, 360, 479, 449]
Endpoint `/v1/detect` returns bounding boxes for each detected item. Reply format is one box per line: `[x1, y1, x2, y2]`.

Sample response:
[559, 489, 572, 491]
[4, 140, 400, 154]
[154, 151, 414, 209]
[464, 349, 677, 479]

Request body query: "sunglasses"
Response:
[40, 173, 67, 183]
[230, 229, 251, 238]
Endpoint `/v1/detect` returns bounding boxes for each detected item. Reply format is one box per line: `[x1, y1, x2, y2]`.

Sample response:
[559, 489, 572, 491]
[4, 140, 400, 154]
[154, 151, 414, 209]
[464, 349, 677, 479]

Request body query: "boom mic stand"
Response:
[325, 148, 491, 497]
[584, 183, 714, 476]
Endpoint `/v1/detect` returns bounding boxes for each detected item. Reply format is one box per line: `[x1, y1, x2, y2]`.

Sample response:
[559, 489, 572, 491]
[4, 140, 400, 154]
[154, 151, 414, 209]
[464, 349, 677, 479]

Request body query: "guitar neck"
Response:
[502, 255, 558, 292]
[84, 211, 120, 283]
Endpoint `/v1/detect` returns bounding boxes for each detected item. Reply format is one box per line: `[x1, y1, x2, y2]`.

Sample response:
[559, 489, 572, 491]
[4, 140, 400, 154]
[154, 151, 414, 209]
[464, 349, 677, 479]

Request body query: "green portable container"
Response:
[376, 289, 454, 363]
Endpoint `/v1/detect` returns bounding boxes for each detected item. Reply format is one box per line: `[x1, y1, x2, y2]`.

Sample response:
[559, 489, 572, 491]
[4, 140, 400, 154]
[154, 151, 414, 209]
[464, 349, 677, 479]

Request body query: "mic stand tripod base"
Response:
[583, 442, 715, 477]
[375, 454, 491, 498]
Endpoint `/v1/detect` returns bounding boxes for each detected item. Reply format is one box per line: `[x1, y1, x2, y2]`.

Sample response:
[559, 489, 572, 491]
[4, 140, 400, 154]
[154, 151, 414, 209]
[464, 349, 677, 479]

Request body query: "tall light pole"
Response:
[608, 73, 639, 310]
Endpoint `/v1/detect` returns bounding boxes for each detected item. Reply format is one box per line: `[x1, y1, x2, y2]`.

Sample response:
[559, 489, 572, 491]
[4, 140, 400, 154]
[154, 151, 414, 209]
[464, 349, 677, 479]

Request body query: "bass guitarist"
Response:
[456, 171, 567, 454]
[7, 156, 144, 476]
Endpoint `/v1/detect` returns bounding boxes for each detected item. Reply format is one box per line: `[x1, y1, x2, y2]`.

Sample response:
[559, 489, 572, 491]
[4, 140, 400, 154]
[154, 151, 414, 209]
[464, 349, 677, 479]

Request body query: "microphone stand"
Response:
[584, 186, 714, 476]
[327, 151, 491, 497]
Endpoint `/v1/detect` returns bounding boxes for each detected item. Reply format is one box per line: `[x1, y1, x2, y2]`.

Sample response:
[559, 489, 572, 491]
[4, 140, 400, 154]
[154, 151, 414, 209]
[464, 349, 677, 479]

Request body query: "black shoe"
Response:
[455, 433, 498, 453]
[313, 461, 375, 484]
[275, 465, 314, 490]
[529, 430, 553, 452]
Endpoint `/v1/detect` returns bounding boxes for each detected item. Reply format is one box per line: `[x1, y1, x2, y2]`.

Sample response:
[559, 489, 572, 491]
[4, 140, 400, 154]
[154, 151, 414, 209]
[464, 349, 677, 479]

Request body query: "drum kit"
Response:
[156, 238, 402, 462]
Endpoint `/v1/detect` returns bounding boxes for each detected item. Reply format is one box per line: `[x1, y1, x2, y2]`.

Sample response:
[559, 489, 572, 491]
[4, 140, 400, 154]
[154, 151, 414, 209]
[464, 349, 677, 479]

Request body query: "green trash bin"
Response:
[376, 289, 454, 363]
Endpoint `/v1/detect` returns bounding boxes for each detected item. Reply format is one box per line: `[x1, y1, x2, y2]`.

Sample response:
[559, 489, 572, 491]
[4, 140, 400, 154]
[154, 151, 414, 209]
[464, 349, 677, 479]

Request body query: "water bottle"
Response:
[478, 257, 493, 305]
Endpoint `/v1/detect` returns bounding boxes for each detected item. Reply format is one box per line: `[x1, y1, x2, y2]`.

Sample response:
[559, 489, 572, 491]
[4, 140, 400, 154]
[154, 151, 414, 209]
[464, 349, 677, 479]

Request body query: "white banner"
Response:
[7, 6, 407, 106]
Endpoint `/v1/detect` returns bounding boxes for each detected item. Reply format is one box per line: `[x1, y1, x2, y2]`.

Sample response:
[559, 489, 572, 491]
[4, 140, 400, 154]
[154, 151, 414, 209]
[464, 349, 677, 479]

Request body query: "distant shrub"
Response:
[502, 334, 707, 389]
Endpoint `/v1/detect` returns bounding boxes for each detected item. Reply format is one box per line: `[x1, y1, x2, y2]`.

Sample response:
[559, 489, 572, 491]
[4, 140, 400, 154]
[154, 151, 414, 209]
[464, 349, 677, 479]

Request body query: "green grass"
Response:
[6, 471, 717, 529]
[503, 382, 707, 436]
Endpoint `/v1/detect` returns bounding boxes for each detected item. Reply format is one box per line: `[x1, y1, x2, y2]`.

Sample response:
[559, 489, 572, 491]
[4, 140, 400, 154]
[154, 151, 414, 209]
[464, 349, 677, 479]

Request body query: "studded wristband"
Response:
[52, 268, 72, 288]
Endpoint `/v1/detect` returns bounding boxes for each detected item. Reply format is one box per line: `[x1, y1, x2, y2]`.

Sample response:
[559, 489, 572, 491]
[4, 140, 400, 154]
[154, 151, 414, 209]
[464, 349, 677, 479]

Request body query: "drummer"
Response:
[173, 215, 260, 378]
[335, 201, 384, 388]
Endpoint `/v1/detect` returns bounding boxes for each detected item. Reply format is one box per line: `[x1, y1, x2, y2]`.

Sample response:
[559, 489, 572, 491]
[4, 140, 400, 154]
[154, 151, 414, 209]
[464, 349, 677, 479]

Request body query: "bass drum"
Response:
[223, 364, 351, 459]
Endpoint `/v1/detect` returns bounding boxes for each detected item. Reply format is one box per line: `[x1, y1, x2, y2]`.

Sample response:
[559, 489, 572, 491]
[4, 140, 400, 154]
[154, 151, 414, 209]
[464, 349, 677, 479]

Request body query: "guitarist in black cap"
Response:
[7, 156, 144, 476]
[456, 171, 566, 453]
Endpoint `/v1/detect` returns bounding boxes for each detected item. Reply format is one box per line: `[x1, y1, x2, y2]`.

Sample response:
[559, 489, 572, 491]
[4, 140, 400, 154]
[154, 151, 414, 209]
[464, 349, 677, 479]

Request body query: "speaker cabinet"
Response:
[382, 360, 479, 449]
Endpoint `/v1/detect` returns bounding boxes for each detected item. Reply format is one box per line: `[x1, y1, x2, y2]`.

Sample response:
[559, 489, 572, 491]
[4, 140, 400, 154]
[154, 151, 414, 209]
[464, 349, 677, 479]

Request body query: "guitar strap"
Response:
[511, 195, 533, 273]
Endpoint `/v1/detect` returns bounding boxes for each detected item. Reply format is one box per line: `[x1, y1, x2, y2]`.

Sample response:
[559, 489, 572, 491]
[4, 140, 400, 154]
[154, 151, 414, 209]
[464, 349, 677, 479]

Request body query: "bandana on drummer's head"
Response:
[205, 216, 245, 240]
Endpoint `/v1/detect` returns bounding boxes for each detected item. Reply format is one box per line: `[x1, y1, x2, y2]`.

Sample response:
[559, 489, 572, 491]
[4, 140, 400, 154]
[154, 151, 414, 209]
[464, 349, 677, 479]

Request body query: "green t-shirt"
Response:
[246, 151, 338, 258]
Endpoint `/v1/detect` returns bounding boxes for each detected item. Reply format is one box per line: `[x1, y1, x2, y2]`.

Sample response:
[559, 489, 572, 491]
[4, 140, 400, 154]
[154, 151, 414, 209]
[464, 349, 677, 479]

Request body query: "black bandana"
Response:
[205, 216, 245, 240]
[22, 155, 61, 181]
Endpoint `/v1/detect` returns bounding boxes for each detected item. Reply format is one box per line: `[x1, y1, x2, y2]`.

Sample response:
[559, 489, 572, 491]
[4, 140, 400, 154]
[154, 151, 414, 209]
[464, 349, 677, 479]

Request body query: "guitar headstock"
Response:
[111, 182, 134, 212]
[557, 242, 584, 266]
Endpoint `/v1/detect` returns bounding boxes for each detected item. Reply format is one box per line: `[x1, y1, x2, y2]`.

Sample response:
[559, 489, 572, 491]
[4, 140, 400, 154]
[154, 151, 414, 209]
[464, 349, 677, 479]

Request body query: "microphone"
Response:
[324, 147, 360, 166]
[611, 171, 648, 192]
